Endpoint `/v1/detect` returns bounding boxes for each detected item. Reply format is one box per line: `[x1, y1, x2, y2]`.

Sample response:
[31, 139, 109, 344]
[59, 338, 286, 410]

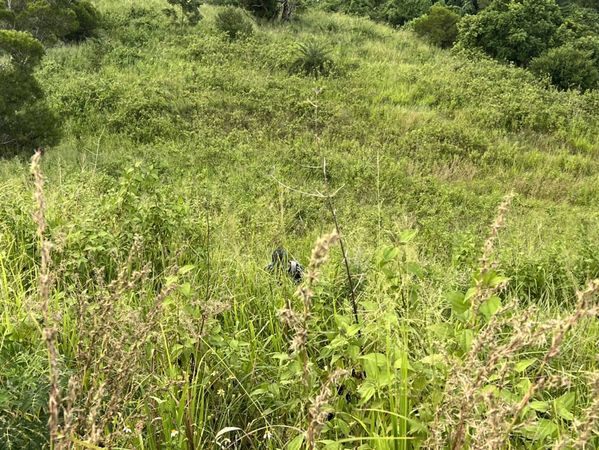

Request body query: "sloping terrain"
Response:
[0, 1, 598, 448]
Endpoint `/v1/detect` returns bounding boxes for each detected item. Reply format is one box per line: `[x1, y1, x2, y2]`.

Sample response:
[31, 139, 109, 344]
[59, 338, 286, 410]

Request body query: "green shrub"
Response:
[65, 0, 101, 41]
[214, 7, 254, 40]
[290, 39, 335, 76]
[0, 30, 60, 153]
[556, 5, 599, 43]
[571, 0, 599, 8]
[383, 0, 432, 26]
[0, 0, 101, 44]
[413, 4, 460, 48]
[530, 40, 599, 91]
[458, 0, 563, 65]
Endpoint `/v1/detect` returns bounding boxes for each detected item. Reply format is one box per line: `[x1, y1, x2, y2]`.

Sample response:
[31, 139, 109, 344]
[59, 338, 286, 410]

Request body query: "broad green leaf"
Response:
[346, 324, 361, 337]
[488, 274, 509, 288]
[515, 358, 536, 373]
[382, 246, 400, 261]
[360, 353, 387, 379]
[447, 291, 469, 315]
[406, 261, 424, 278]
[178, 264, 195, 275]
[420, 354, 446, 367]
[517, 377, 532, 395]
[180, 282, 192, 297]
[358, 380, 377, 404]
[529, 400, 550, 412]
[286, 433, 305, 450]
[480, 295, 502, 320]
[519, 419, 558, 441]
[556, 391, 576, 411]
[554, 391, 576, 421]
[464, 286, 478, 301]
[321, 440, 342, 450]
[165, 275, 178, 286]
[398, 230, 417, 244]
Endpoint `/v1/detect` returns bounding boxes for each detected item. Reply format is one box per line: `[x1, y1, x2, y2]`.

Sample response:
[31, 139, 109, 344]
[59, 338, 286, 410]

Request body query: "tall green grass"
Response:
[0, 2, 598, 449]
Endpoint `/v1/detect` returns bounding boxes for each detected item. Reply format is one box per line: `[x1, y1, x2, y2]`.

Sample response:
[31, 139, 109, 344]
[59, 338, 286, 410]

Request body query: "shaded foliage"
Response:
[240, 0, 280, 19]
[383, 0, 432, 26]
[413, 4, 461, 48]
[0, 30, 60, 153]
[0, 0, 101, 44]
[458, 0, 563, 66]
[530, 37, 599, 91]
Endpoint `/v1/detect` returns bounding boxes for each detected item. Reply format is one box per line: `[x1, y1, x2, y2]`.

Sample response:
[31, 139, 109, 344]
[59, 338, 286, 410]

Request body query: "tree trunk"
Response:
[281, 0, 295, 21]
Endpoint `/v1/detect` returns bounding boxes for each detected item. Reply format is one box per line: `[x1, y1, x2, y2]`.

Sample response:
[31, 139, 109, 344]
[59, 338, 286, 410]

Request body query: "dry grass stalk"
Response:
[437, 278, 599, 450]
[31, 149, 63, 449]
[279, 232, 339, 383]
[469, 192, 514, 326]
[68, 257, 179, 446]
[503, 279, 599, 440]
[573, 373, 599, 449]
[426, 193, 599, 449]
[29, 150, 193, 446]
[306, 369, 349, 450]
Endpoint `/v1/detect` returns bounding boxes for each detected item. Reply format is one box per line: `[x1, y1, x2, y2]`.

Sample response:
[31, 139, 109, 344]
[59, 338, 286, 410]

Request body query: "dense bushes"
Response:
[311, 0, 432, 24]
[214, 6, 254, 39]
[384, 0, 432, 25]
[0, 0, 101, 43]
[456, 0, 599, 90]
[458, 0, 562, 65]
[66, 1, 102, 41]
[0, 30, 60, 153]
[0, 0, 102, 154]
[413, 4, 460, 48]
[530, 40, 599, 91]
[311, 0, 599, 91]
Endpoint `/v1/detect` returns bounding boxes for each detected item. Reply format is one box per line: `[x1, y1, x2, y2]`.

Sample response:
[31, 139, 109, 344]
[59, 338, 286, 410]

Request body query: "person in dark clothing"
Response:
[266, 247, 303, 283]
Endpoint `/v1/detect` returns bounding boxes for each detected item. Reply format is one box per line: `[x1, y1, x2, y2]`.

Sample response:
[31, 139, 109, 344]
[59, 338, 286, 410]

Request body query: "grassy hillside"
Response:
[1, 1, 598, 448]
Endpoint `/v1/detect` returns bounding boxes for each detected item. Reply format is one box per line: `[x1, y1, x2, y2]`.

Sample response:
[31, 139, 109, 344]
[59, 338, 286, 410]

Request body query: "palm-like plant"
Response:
[291, 39, 334, 77]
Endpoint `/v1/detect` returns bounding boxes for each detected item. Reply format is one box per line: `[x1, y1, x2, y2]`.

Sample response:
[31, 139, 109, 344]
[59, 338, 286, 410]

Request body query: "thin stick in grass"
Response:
[322, 158, 359, 327]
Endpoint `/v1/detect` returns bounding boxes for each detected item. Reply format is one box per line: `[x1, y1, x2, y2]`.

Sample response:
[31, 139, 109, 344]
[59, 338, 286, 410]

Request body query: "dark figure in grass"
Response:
[266, 247, 303, 283]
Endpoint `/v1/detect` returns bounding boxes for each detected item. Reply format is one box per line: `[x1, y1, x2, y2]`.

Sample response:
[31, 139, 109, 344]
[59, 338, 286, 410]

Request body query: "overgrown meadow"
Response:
[1, 1, 599, 448]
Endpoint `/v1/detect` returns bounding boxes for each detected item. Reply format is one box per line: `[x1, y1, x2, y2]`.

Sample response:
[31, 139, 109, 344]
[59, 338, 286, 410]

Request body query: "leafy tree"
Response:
[66, 1, 101, 41]
[413, 4, 461, 48]
[383, 0, 432, 26]
[458, 0, 563, 65]
[0, 0, 100, 44]
[556, 4, 599, 43]
[530, 37, 599, 90]
[0, 30, 60, 153]
[341, 0, 386, 18]
[163, 0, 202, 25]
[570, 0, 598, 9]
